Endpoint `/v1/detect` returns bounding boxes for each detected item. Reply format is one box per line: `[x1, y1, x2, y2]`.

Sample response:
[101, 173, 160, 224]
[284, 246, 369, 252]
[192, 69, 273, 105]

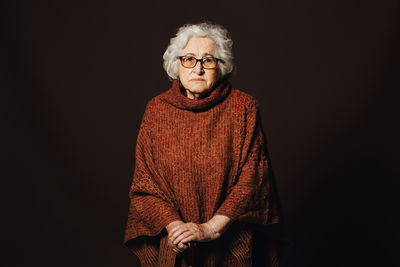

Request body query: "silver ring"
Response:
[186, 241, 198, 248]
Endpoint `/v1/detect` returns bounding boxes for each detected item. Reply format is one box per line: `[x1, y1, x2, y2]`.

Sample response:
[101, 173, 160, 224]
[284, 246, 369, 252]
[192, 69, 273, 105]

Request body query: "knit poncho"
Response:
[124, 79, 280, 266]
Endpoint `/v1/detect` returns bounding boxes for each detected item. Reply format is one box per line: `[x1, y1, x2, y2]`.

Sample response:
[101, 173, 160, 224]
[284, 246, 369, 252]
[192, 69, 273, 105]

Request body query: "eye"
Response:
[203, 57, 215, 63]
[184, 56, 195, 62]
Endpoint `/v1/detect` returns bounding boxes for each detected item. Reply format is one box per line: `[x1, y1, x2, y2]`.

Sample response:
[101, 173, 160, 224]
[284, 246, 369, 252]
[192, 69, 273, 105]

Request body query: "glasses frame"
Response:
[177, 55, 224, 70]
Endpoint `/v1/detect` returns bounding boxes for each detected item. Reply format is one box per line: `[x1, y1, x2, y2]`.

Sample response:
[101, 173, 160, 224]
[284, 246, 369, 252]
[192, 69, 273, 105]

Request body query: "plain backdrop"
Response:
[4, 0, 400, 266]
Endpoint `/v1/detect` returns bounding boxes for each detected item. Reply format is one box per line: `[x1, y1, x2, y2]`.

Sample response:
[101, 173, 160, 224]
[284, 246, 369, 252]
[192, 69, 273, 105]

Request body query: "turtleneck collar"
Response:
[160, 79, 232, 111]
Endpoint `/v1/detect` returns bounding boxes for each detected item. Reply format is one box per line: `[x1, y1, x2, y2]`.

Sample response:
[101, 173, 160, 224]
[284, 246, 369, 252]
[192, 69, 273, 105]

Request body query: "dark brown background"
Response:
[4, 0, 399, 266]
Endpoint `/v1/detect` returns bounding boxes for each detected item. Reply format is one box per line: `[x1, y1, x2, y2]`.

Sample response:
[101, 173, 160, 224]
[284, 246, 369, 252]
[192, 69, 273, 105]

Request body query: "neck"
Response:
[162, 78, 231, 111]
[185, 89, 202, 100]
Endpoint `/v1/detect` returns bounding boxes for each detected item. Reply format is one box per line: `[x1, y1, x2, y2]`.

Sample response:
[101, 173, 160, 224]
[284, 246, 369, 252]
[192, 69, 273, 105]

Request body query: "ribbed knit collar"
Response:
[160, 79, 232, 111]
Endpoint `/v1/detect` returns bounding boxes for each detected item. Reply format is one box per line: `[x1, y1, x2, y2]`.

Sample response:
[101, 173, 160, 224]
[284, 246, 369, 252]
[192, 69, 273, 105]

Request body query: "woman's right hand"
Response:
[166, 220, 188, 253]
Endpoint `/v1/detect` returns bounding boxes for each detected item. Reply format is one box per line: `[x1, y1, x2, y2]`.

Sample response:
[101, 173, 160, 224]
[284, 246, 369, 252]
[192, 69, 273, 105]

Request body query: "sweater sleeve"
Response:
[215, 100, 279, 225]
[124, 100, 182, 246]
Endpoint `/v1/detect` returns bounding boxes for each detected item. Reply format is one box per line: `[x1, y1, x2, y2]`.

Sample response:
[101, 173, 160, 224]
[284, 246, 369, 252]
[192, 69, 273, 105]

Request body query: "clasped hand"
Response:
[167, 222, 219, 253]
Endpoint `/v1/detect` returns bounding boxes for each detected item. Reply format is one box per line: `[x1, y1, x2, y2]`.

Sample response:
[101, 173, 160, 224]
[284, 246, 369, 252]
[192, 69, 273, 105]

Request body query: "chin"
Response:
[187, 83, 209, 92]
[190, 87, 213, 95]
[191, 86, 207, 92]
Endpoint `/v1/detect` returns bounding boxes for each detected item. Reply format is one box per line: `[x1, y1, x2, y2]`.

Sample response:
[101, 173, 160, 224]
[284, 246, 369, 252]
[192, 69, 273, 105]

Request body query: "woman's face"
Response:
[178, 36, 220, 98]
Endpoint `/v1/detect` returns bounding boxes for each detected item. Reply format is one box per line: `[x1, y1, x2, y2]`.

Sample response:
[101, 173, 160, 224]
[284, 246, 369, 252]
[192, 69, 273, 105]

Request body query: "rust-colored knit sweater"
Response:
[124, 79, 280, 267]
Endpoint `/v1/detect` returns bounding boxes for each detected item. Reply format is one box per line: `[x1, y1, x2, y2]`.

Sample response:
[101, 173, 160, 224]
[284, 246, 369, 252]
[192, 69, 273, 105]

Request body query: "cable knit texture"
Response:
[124, 79, 280, 267]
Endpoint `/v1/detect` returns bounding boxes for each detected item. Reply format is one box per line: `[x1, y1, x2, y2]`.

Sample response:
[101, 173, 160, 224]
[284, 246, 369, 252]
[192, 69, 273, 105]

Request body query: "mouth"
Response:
[190, 78, 205, 81]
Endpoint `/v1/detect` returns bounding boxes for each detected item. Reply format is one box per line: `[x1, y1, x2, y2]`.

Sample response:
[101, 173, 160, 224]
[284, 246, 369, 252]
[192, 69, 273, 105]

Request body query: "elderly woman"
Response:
[124, 22, 281, 267]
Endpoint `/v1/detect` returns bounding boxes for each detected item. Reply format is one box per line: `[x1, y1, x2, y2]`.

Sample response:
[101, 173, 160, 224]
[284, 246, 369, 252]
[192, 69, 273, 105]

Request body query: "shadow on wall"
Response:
[286, 128, 399, 267]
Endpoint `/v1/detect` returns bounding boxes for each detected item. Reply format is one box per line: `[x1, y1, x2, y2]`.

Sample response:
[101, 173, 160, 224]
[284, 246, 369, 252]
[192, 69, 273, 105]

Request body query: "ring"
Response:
[186, 241, 198, 248]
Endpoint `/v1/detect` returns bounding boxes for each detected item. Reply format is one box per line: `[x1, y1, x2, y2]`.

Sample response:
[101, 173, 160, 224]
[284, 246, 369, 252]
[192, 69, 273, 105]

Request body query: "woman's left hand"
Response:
[168, 222, 219, 248]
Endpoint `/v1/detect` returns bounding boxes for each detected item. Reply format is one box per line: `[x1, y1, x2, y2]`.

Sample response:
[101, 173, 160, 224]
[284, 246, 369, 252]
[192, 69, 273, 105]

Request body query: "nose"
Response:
[193, 61, 204, 74]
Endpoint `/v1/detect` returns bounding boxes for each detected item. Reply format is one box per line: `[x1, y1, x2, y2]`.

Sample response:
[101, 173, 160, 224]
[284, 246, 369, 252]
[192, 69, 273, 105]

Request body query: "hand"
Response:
[167, 236, 188, 253]
[168, 222, 219, 251]
[166, 220, 187, 253]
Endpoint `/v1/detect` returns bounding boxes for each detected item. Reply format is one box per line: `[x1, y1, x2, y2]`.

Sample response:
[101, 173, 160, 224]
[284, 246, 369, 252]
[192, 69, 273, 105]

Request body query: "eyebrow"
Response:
[183, 52, 215, 57]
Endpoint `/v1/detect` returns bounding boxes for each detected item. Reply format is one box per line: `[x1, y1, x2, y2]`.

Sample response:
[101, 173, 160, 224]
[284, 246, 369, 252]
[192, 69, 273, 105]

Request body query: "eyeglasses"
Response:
[177, 55, 224, 70]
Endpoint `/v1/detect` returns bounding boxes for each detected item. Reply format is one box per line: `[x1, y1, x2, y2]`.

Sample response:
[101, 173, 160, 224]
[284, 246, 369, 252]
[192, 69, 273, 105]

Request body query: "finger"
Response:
[168, 240, 176, 249]
[169, 244, 178, 252]
[168, 243, 176, 251]
[169, 225, 186, 237]
[176, 245, 185, 253]
[180, 235, 196, 244]
[169, 228, 185, 242]
[177, 241, 188, 250]
[169, 226, 180, 235]
[170, 228, 190, 243]
[173, 231, 193, 245]
[169, 224, 185, 235]
[168, 229, 186, 243]
[170, 244, 181, 253]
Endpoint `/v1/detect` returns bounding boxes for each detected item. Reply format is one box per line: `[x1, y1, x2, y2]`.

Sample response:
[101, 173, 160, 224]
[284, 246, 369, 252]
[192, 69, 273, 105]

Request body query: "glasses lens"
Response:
[202, 57, 217, 69]
[181, 56, 196, 68]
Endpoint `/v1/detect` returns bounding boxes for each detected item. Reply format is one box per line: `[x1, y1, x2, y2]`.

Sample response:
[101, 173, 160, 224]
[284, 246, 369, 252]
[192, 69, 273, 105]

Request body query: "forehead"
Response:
[182, 36, 216, 55]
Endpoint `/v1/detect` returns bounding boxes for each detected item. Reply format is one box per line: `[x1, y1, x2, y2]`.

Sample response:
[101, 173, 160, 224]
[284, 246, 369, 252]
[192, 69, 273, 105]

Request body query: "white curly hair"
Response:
[163, 22, 235, 80]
